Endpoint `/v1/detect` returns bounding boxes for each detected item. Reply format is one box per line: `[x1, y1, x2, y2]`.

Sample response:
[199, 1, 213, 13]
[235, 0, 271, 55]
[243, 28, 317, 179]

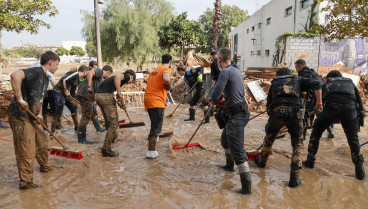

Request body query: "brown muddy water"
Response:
[1, 105, 368, 208]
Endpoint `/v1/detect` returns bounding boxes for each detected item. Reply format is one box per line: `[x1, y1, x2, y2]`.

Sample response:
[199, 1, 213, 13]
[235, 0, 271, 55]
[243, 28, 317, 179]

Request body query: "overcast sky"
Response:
[1, 0, 271, 48]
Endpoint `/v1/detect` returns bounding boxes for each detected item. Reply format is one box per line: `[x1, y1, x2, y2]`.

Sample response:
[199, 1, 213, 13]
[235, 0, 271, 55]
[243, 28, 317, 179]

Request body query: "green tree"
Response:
[55, 47, 69, 56]
[82, 0, 174, 70]
[69, 46, 85, 56]
[0, 0, 58, 56]
[198, 5, 248, 52]
[159, 12, 204, 60]
[11, 45, 44, 58]
[317, 0, 368, 41]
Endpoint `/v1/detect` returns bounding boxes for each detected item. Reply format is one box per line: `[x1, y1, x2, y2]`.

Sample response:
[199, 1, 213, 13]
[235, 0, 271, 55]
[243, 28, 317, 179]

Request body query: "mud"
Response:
[1, 104, 368, 208]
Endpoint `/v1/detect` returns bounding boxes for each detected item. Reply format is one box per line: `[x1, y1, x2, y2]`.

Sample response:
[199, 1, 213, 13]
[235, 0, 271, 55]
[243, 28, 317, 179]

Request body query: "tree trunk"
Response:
[180, 45, 184, 62]
[210, 0, 222, 52]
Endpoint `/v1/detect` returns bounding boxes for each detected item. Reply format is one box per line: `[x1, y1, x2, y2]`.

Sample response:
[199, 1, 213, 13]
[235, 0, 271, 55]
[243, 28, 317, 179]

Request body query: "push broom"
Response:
[166, 81, 198, 118]
[26, 109, 83, 160]
[117, 101, 145, 128]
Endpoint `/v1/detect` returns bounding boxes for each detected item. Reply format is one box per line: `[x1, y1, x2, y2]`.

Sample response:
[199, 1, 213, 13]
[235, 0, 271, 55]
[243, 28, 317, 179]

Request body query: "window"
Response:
[265, 50, 270, 56]
[247, 29, 249, 34]
[251, 51, 254, 56]
[301, 0, 310, 9]
[233, 34, 238, 55]
[258, 22, 262, 29]
[266, 17, 271, 25]
[285, 6, 292, 16]
[257, 50, 261, 56]
[251, 26, 254, 31]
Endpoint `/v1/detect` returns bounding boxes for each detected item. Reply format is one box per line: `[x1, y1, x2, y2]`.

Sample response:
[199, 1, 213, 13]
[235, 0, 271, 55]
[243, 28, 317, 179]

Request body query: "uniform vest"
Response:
[324, 77, 355, 99]
[271, 75, 301, 101]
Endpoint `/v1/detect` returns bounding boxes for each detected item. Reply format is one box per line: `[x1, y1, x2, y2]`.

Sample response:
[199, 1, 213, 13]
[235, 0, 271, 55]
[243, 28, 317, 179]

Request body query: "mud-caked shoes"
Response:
[288, 171, 302, 188]
[102, 149, 119, 157]
[254, 155, 266, 168]
[302, 155, 315, 169]
[355, 164, 365, 180]
[218, 150, 234, 171]
[146, 151, 159, 159]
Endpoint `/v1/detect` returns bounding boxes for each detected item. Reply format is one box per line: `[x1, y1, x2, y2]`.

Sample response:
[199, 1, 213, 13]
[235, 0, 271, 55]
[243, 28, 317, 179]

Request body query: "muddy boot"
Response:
[19, 182, 42, 190]
[218, 149, 234, 171]
[254, 155, 266, 168]
[93, 118, 106, 133]
[51, 119, 58, 133]
[102, 149, 119, 157]
[210, 105, 214, 117]
[184, 109, 195, 121]
[288, 171, 302, 188]
[302, 154, 315, 169]
[56, 118, 62, 130]
[72, 116, 78, 131]
[77, 127, 94, 144]
[355, 163, 365, 180]
[237, 162, 251, 194]
[203, 109, 210, 124]
[146, 136, 158, 159]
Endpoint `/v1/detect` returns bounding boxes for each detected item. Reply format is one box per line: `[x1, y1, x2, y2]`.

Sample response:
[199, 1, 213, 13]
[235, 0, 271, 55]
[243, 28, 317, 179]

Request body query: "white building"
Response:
[62, 41, 87, 52]
[229, 0, 327, 70]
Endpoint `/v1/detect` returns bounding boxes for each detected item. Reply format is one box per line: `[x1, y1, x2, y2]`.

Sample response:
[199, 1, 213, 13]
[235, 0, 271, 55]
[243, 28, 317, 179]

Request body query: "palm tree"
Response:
[211, 0, 222, 51]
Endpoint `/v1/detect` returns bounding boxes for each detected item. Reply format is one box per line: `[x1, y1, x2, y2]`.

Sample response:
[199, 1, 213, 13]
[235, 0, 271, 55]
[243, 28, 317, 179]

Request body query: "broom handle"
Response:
[361, 141, 368, 147]
[69, 96, 80, 105]
[185, 105, 213, 147]
[249, 111, 267, 121]
[47, 109, 72, 123]
[0, 137, 13, 141]
[26, 109, 66, 148]
[123, 108, 132, 123]
[168, 81, 199, 116]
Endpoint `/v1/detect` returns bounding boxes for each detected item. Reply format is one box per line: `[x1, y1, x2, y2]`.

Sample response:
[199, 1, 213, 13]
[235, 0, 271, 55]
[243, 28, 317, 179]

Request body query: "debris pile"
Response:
[358, 75, 368, 109]
[0, 74, 13, 119]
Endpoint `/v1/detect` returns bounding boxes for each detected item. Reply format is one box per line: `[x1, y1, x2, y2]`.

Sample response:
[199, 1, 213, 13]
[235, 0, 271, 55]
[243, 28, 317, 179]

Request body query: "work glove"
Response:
[197, 74, 203, 83]
[184, 92, 189, 98]
[358, 111, 366, 127]
[64, 90, 71, 97]
[88, 86, 93, 94]
[313, 104, 323, 114]
[16, 97, 29, 111]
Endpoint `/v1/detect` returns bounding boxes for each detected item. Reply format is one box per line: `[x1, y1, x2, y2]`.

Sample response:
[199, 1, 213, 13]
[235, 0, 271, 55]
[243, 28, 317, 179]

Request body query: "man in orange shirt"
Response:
[144, 54, 172, 159]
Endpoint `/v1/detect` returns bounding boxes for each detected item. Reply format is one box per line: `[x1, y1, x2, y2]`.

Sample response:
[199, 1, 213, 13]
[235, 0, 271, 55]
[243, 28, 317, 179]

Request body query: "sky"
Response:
[1, 0, 271, 49]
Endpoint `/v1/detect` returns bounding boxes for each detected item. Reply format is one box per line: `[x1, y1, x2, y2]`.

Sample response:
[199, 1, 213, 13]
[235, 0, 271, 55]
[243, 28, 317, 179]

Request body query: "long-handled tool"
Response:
[25, 109, 83, 160]
[159, 131, 173, 138]
[0, 137, 13, 141]
[118, 106, 145, 128]
[47, 109, 72, 124]
[361, 141, 368, 147]
[167, 81, 199, 118]
[249, 111, 267, 121]
[172, 105, 213, 150]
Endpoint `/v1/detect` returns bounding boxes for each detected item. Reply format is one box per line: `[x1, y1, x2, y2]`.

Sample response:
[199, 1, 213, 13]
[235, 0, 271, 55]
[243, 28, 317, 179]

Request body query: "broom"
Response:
[26, 109, 83, 160]
[159, 131, 173, 138]
[117, 101, 145, 128]
[167, 81, 198, 118]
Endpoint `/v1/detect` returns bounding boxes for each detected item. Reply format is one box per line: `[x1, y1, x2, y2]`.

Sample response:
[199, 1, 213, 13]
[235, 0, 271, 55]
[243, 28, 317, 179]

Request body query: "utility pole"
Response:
[94, 0, 103, 69]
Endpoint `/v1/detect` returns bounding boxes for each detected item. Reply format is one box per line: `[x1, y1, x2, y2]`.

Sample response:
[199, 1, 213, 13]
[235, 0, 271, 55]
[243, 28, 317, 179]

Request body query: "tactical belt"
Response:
[225, 100, 247, 116]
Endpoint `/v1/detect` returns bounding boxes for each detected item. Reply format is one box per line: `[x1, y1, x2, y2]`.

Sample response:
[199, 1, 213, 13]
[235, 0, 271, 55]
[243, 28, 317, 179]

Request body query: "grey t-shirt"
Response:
[211, 64, 245, 108]
[77, 68, 103, 99]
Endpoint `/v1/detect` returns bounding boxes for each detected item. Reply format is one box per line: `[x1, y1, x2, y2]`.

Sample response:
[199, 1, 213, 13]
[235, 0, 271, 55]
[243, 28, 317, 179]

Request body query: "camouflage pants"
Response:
[77, 96, 98, 129]
[260, 115, 304, 172]
[308, 104, 363, 165]
[95, 93, 118, 151]
[8, 116, 49, 188]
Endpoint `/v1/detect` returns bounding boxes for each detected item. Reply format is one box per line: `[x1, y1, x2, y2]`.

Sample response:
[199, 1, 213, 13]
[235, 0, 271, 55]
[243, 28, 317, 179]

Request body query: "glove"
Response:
[358, 111, 366, 127]
[116, 93, 124, 103]
[16, 97, 29, 111]
[33, 115, 44, 125]
[64, 90, 71, 97]
[313, 104, 323, 114]
[197, 74, 203, 83]
[184, 92, 189, 98]
[88, 86, 93, 94]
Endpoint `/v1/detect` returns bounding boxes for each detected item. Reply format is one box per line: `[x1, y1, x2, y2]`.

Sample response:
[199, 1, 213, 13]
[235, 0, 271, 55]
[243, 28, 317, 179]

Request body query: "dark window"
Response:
[301, 0, 310, 9]
[265, 50, 270, 56]
[251, 26, 254, 31]
[251, 51, 254, 56]
[285, 6, 292, 16]
[266, 17, 271, 25]
[257, 50, 261, 56]
[234, 34, 238, 54]
[247, 29, 249, 34]
[258, 22, 262, 28]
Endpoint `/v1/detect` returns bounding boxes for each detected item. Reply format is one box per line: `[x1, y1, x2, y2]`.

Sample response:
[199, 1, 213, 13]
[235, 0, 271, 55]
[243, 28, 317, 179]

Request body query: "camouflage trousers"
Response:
[77, 96, 98, 129]
[260, 115, 304, 172]
[95, 93, 118, 151]
[8, 116, 50, 188]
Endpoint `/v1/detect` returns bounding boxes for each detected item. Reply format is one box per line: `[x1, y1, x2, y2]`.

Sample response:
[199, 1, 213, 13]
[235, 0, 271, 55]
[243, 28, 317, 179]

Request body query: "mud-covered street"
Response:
[1, 104, 368, 208]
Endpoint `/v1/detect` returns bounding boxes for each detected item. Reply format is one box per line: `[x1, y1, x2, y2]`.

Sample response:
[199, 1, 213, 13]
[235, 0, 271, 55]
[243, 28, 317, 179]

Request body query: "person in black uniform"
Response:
[177, 65, 210, 123]
[210, 51, 220, 82]
[51, 65, 88, 132]
[254, 67, 322, 188]
[95, 70, 135, 157]
[303, 70, 366, 180]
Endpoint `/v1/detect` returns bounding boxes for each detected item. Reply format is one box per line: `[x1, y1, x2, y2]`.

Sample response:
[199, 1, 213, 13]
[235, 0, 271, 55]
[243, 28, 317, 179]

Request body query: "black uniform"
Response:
[210, 58, 220, 82]
[256, 75, 321, 187]
[306, 77, 365, 171]
[184, 67, 206, 106]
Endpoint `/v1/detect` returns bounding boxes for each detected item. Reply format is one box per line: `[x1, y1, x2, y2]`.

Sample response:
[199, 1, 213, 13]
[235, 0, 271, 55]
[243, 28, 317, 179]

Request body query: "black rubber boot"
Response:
[184, 109, 195, 121]
[102, 149, 119, 157]
[93, 118, 106, 133]
[355, 163, 365, 180]
[288, 171, 302, 188]
[238, 172, 252, 194]
[203, 109, 210, 124]
[302, 154, 315, 169]
[77, 127, 94, 144]
[254, 155, 266, 168]
[218, 152, 234, 171]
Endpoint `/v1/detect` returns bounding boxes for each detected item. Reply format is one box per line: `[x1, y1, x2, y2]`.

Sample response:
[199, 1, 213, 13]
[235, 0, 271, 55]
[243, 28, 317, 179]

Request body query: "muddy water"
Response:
[1, 105, 368, 208]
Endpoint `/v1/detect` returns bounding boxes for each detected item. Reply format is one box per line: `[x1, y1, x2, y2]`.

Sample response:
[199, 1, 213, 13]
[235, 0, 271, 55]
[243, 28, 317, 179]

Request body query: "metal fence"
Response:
[113, 91, 175, 108]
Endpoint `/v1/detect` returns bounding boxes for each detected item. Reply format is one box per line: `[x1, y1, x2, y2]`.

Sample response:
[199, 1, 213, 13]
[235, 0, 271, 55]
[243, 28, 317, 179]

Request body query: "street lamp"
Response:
[94, 0, 104, 69]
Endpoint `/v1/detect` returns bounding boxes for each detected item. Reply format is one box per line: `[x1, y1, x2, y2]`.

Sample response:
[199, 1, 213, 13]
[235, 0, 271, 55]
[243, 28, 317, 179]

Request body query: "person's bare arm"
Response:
[11, 70, 26, 99]
[87, 70, 96, 87]
[115, 74, 123, 94]
[314, 89, 322, 104]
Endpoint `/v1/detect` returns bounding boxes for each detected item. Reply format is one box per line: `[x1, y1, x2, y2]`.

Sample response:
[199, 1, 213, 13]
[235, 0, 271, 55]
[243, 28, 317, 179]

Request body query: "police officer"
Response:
[211, 48, 251, 194]
[51, 65, 88, 132]
[76, 65, 113, 144]
[177, 66, 210, 123]
[303, 70, 366, 180]
[8, 51, 60, 189]
[254, 68, 322, 188]
[210, 51, 220, 82]
[95, 70, 135, 157]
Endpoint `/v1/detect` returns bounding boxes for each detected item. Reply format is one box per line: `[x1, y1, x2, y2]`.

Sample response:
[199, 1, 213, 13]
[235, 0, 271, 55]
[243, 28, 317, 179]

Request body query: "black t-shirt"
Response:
[7, 67, 49, 120]
[77, 68, 103, 99]
[210, 58, 220, 81]
[54, 71, 80, 93]
[97, 73, 130, 93]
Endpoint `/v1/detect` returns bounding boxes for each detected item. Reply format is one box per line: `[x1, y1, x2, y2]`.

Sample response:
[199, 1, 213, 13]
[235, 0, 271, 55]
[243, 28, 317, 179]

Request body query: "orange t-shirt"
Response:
[144, 66, 172, 109]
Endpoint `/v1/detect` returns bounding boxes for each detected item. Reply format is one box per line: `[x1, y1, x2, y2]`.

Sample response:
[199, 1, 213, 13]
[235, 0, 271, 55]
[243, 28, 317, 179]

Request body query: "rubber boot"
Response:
[238, 172, 252, 194]
[93, 118, 106, 133]
[254, 155, 266, 168]
[302, 154, 315, 169]
[102, 149, 119, 157]
[288, 171, 302, 188]
[72, 116, 78, 131]
[355, 163, 365, 180]
[218, 150, 234, 171]
[203, 109, 210, 124]
[77, 127, 94, 144]
[184, 109, 195, 121]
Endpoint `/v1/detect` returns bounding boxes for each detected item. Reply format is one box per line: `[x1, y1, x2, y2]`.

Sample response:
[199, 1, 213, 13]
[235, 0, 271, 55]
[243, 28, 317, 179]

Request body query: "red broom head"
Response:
[50, 149, 83, 160]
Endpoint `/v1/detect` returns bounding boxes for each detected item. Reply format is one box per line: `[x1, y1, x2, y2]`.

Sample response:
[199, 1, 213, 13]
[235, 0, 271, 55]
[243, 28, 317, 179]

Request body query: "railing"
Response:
[113, 91, 175, 108]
